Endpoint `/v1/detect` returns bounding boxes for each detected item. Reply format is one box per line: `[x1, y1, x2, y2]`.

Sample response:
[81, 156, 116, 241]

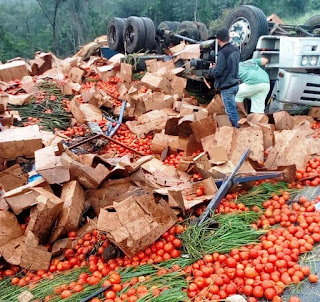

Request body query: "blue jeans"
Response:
[221, 85, 240, 128]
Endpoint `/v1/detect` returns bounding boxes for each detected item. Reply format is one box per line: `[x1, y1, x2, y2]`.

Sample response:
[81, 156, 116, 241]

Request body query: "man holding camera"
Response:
[208, 28, 241, 128]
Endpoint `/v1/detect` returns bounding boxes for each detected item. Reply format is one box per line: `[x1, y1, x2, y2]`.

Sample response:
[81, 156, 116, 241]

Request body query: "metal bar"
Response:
[214, 172, 282, 187]
[68, 133, 145, 156]
[109, 101, 126, 137]
[80, 285, 112, 302]
[197, 149, 251, 226]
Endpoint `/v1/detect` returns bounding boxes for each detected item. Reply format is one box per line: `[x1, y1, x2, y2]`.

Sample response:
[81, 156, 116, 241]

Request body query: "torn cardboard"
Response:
[0, 211, 23, 248]
[215, 126, 236, 157]
[190, 116, 217, 141]
[273, 111, 294, 130]
[0, 164, 27, 191]
[68, 67, 85, 83]
[97, 194, 177, 257]
[0, 125, 42, 160]
[25, 188, 64, 244]
[35, 146, 71, 184]
[0, 60, 29, 82]
[50, 181, 85, 242]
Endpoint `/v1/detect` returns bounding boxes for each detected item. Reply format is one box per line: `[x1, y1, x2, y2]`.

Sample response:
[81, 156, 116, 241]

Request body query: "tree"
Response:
[35, 0, 65, 54]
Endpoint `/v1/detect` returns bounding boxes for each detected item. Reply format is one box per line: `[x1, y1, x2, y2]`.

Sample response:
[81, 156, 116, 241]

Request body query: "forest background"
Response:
[0, 0, 318, 61]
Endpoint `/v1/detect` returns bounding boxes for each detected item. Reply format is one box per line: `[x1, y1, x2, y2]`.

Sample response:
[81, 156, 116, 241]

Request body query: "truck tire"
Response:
[195, 22, 209, 41]
[224, 5, 268, 60]
[158, 21, 180, 33]
[107, 17, 126, 51]
[123, 16, 146, 53]
[177, 21, 200, 41]
[141, 17, 156, 50]
[304, 15, 320, 34]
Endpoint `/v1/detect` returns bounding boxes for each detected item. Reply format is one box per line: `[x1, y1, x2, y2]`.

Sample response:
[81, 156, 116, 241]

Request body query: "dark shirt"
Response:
[208, 43, 240, 89]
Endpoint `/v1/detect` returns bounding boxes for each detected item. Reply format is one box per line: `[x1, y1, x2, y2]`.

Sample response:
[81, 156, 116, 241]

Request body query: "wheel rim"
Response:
[229, 17, 251, 49]
[124, 25, 135, 45]
[108, 26, 117, 45]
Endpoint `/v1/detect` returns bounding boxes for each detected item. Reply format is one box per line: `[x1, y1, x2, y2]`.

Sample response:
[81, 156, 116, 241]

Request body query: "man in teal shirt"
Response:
[235, 57, 270, 114]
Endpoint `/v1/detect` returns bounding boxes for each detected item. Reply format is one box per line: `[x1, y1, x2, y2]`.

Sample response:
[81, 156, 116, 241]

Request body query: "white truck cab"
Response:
[253, 36, 320, 113]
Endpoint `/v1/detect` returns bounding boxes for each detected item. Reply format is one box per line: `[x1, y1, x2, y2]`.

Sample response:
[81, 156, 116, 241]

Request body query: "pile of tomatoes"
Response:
[163, 150, 203, 169]
[81, 77, 122, 107]
[102, 124, 153, 157]
[22, 117, 43, 128]
[186, 193, 320, 302]
[295, 157, 320, 186]
[8, 225, 184, 300]
[62, 125, 89, 137]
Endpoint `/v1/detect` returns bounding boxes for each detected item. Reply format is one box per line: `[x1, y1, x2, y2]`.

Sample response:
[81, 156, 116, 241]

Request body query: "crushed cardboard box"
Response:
[35, 145, 71, 184]
[0, 125, 43, 160]
[190, 116, 217, 141]
[70, 161, 110, 189]
[273, 111, 294, 130]
[25, 188, 64, 244]
[97, 194, 177, 257]
[0, 164, 28, 191]
[0, 60, 29, 82]
[0, 211, 23, 248]
[4, 178, 51, 215]
[50, 181, 85, 242]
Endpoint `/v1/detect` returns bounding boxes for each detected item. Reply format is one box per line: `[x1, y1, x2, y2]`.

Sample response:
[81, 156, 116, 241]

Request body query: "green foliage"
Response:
[0, 0, 319, 61]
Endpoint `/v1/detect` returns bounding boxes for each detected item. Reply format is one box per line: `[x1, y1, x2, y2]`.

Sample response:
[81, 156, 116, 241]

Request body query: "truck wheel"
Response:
[141, 17, 156, 50]
[304, 15, 320, 34]
[195, 22, 209, 41]
[107, 17, 126, 51]
[224, 5, 268, 60]
[177, 21, 200, 41]
[123, 16, 146, 53]
[158, 21, 180, 33]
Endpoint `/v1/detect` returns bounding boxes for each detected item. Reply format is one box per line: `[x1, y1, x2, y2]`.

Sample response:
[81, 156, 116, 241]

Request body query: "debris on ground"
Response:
[0, 38, 319, 302]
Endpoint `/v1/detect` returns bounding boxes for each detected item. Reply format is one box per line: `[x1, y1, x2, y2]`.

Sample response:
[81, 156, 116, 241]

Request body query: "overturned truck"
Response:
[106, 5, 320, 114]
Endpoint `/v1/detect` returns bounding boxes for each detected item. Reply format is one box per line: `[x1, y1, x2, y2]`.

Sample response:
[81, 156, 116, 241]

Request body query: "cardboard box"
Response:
[126, 109, 169, 137]
[20, 244, 52, 271]
[0, 211, 23, 248]
[0, 164, 27, 191]
[21, 76, 39, 94]
[182, 177, 218, 209]
[120, 63, 132, 83]
[141, 72, 171, 94]
[50, 181, 85, 242]
[207, 145, 228, 164]
[143, 92, 173, 112]
[165, 115, 194, 137]
[273, 111, 294, 130]
[35, 146, 71, 184]
[151, 133, 189, 154]
[0, 236, 26, 265]
[216, 114, 232, 127]
[70, 97, 103, 123]
[25, 188, 64, 244]
[97, 65, 117, 81]
[190, 116, 217, 141]
[206, 94, 225, 115]
[60, 79, 81, 95]
[193, 152, 211, 170]
[8, 94, 32, 106]
[4, 178, 51, 215]
[231, 127, 264, 164]
[86, 178, 142, 215]
[0, 60, 29, 82]
[68, 67, 85, 84]
[70, 161, 110, 189]
[97, 194, 177, 257]
[0, 125, 42, 160]
[215, 126, 236, 157]
[180, 103, 208, 120]
[0, 94, 8, 112]
[265, 129, 310, 170]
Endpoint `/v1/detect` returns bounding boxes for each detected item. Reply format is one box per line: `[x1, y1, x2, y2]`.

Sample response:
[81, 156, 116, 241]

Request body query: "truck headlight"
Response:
[301, 56, 309, 66]
[310, 56, 318, 66]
